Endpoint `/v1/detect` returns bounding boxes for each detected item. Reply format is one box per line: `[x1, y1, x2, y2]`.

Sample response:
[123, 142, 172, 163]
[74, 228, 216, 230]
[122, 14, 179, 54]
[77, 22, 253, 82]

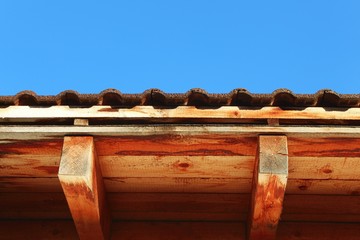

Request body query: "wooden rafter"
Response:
[58, 136, 110, 240]
[248, 136, 288, 240]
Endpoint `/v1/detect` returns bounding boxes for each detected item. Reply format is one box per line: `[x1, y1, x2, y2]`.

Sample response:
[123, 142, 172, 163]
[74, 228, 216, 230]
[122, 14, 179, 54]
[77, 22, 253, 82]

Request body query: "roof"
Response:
[1, 88, 360, 239]
[1, 88, 359, 107]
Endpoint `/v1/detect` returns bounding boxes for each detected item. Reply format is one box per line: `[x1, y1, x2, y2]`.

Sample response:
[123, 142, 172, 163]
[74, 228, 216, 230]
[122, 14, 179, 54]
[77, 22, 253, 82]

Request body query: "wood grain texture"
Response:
[2, 125, 360, 139]
[1, 192, 359, 222]
[0, 221, 246, 240]
[58, 136, 110, 240]
[1, 221, 359, 240]
[2, 177, 360, 195]
[277, 222, 360, 240]
[1, 106, 360, 121]
[248, 136, 288, 240]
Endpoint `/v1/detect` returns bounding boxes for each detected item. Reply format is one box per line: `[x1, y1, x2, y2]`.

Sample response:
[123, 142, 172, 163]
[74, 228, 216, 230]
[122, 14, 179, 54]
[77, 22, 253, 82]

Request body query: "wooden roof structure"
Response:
[1, 89, 360, 239]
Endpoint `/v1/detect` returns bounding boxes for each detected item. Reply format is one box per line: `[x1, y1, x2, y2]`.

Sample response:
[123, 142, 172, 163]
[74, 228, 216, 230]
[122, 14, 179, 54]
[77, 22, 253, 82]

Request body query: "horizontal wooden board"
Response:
[112, 221, 246, 240]
[1, 106, 360, 121]
[282, 194, 360, 222]
[2, 154, 360, 182]
[2, 177, 360, 195]
[1, 221, 359, 240]
[0, 220, 78, 240]
[277, 222, 360, 240]
[0, 192, 249, 221]
[288, 137, 360, 157]
[286, 179, 360, 195]
[2, 125, 360, 139]
[1, 193, 359, 222]
[288, 157, 360, 180]
[99, 155, 254, 178]
[95, 136, 257, 157]
[0, 221, 246, 240]
[104, 177, 252, 193]
[0, 177, 250, 193]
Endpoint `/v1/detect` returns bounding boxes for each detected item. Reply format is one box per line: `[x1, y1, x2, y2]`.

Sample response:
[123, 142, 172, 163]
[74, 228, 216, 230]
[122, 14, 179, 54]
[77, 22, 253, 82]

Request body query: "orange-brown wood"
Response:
[248, 136, 288, 240]
[1, 220, 360, 240]
[58, 136, 110, 240]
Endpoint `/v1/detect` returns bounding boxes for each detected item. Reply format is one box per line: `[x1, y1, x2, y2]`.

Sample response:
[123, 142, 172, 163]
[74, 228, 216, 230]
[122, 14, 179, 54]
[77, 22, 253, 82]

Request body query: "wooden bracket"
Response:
[248, 135, 288, 240]
[58, 136, 110, 240]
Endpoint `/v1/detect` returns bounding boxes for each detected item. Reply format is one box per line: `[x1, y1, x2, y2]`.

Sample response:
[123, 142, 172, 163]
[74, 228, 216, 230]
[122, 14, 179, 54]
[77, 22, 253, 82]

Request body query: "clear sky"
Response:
[0, 1, 359, 95]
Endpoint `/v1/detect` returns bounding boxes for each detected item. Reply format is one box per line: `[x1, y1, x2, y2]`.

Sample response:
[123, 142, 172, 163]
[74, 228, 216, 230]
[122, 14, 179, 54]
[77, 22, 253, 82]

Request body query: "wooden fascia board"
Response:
[0, 106, 360, 121]
[1, 125, 360, 140]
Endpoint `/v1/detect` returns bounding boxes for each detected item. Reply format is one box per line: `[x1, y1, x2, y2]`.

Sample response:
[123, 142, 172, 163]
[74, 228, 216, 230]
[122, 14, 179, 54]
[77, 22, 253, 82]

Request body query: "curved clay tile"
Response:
[56, 90, 81, 106]
[271, 89, 297, 107]
[185, 88, 210, 106]
[14, 91, 38, 106]
[98, 89, 123, 106]
[229, 88, 253, 106]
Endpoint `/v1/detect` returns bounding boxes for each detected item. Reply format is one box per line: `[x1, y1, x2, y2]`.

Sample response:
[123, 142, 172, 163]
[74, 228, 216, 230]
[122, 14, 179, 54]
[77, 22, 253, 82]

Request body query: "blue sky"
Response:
[0, 1, 359, 95]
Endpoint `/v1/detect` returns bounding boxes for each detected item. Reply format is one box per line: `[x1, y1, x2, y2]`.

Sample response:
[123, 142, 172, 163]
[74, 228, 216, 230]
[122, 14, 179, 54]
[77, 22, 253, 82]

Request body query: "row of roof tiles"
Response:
[0, 89, 359, 107]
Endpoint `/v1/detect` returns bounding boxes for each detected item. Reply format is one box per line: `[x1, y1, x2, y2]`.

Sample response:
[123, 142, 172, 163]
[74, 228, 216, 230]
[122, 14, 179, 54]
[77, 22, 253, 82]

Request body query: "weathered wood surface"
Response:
[0, 220, 79, 240]
[0, 192, 359, 221]
[1, 106, 360, 122]
[0, 192, 248, 221]
[248, 136, 288, 240]
[1, 125, 360, 139]
[58, 136, 110, 240]
[2, 177, 360, 195]
[1, 221, 359, 240]
[277, 222, 360, 240]
[0, 221, 247, 240]
[3, 155, 360, 181]
[2, 136, 360, 180]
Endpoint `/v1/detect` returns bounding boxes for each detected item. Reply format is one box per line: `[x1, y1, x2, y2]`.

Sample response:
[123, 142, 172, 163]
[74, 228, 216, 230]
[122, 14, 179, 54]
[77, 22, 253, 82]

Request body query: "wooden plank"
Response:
[1, 106, 360, 121]
[95, 135, 256, 156]
[0, 192, 71, 219]
[2, 156, 360, 182]
[277, 222, 360, 240]
[58, 136, 110, 240]
[0, 177, 62, 192]
[112, 221, 246, 240]
[0, 177, 358, 195]
[286, 179, 360, 195]
[0, 177, 251, 193]
[99, 155, 254, 178]
[282, 194, 360, 217]
[2, 177, 360, 195]
[288, 137, 360, 157]
[2, 155, 360, 182]
[2, 125, 360, 139]
[0, 221, 246, 240]
[104, 177, 252, 193]
[0, 155, 59, 177]
[1, 192, 359, 222]
[288, 156, 360, 180]
[0, 220, 78, 240]
[248, 136, 288, 240]
[107, 193, 249, 213]
[1, 221, 359, 240]
[0, 192, 249, 221]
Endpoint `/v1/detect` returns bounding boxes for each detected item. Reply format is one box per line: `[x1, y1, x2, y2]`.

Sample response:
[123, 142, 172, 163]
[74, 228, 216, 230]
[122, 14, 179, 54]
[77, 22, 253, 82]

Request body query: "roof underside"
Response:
[0, 90, 360, 239]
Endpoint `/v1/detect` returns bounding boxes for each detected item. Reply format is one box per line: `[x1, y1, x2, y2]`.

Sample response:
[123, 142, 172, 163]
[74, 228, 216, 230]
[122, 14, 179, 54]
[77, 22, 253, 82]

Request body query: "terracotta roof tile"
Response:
[0, 89, 359, 108]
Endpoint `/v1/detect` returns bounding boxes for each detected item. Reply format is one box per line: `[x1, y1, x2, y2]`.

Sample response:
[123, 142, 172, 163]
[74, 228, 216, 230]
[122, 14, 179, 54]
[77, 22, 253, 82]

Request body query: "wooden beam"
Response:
[248, 136, 288, 240]
[1, 106, 360, 122]
[58, 136, 110, 240]
[1, 125, 360, 140]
